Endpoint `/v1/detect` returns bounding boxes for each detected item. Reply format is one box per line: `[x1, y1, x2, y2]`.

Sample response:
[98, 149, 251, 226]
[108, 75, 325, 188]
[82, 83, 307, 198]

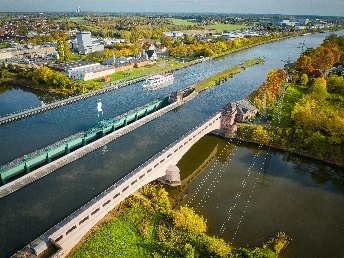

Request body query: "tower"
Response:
[76, 31, 92, 55]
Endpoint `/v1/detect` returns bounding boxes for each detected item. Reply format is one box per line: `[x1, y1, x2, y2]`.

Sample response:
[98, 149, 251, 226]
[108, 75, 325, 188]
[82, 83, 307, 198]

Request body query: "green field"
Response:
[70, 53, 82, 62]
[167, 18, 197, 26]
[168, 18, 250, 32]
[86, 60, 184, 86]
[204, 24, 251, 31]
[0, 43, 9, 49]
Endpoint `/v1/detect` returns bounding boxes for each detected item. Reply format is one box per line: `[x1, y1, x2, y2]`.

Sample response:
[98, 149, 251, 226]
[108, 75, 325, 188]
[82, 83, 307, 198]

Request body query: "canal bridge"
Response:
[15, 109, 233, 257]
[0, 87, 197, 198]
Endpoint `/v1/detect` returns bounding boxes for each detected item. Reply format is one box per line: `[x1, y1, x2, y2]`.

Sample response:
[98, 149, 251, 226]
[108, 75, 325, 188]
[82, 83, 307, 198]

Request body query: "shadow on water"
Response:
[166, 135, 344, 258]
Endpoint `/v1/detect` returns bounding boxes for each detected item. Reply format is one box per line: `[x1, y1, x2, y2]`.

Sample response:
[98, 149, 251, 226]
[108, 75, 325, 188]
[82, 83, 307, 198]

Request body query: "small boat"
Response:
[143, 73, 174, 90]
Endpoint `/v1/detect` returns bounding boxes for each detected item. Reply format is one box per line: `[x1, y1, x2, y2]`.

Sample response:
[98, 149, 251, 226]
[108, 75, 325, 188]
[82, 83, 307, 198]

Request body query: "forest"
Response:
[243, 34, 344, 166]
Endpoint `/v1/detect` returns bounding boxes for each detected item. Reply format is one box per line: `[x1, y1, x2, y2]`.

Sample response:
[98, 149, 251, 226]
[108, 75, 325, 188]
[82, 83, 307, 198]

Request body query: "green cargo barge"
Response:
[0, 95, 173, 185]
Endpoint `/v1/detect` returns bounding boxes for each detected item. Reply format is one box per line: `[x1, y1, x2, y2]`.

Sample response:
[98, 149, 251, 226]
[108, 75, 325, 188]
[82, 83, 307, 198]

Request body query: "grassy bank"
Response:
[194, 58, 264, 92]
[70, 184, 288, 258]
[86, 60, 184, 86]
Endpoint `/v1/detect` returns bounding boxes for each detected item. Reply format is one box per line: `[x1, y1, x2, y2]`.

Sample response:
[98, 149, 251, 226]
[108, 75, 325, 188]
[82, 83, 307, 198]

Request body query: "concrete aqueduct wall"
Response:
[39, 113, 222, 257]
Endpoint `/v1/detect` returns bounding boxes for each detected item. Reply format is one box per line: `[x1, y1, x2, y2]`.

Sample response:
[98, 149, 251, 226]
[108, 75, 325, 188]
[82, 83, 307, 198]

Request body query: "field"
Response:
[203, 23, 251, 31]
[168, 18, 250, 32]
[70, 185, 281, 258]
[86, 60, 184, 86]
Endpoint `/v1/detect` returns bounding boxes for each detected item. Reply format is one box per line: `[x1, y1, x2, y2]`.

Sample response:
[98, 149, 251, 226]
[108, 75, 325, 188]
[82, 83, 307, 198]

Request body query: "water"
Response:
[173, 135, 344, 258]
[0, 32, 338, 165]
[0, 31, 343, 257]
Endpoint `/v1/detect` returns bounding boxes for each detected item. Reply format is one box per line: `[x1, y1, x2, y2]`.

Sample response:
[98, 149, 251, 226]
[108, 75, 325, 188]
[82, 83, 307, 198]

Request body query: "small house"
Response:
[235, 99, 258, 122]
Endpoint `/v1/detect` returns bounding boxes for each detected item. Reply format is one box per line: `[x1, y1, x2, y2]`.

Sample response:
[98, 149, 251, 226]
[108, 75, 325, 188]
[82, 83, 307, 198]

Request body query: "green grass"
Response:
[167, 18, 197, 26]
[271, 84, 309, 126]
[194, 58, 264, 92]
[203, 24, 251, 31]
[86, 60, 184, 86]
[0, 43, 10, 49]
[70, 53, 82, 62]
[71, 218, 151, 258]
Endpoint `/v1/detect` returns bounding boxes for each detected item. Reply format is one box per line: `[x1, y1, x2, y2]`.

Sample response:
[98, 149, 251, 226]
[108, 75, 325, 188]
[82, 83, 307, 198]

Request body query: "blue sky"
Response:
[0, 0, 343, 16]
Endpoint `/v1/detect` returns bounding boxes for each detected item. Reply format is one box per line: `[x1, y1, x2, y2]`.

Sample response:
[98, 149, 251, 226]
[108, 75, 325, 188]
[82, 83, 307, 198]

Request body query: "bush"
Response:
[173, 206, 207, 235]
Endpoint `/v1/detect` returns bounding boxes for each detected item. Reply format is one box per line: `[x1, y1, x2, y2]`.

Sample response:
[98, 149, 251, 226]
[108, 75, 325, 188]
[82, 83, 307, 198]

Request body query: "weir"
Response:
[0, 87, 197, 197]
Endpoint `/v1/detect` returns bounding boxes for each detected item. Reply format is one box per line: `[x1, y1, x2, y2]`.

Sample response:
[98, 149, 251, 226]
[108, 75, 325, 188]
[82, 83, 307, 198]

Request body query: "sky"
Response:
[0, 0, 343, 16]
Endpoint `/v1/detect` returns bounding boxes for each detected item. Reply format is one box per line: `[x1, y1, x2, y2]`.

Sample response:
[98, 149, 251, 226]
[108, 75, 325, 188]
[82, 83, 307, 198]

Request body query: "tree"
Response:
[183, 243, 195, 258]
[0, 68, 9, 79]
[312, 77, 327, 96]
[326, 74, 344, 96]
[173, 206, 207, 235]
[294, 54, 314, 75]
[300, 74, 309, 86]
[57, 40, 72, 63]
[252, 125, 272, 145]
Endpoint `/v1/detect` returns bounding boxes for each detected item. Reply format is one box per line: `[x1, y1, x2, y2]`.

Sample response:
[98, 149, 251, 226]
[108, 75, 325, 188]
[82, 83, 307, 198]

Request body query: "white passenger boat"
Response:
[142, 73, 174, 90]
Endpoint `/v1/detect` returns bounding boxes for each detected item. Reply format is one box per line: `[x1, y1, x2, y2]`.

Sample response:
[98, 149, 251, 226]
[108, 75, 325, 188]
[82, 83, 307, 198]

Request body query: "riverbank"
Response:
[69, 184, 288, 258]
[0, 31, 302, 100]
[221, 129, 344, 168]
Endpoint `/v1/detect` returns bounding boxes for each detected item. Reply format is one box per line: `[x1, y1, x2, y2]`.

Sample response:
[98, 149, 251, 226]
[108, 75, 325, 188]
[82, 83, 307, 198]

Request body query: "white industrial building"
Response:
[69, 64, 116, 81]
[51, 61, 115, 81]
[75, 31, 104, 55]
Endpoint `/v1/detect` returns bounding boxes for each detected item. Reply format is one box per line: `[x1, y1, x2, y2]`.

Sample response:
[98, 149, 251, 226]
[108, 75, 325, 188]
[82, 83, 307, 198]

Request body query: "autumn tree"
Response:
[312, 77, 327, 96]
[300, 74, 309, 86]
[57, 39, 72, 63]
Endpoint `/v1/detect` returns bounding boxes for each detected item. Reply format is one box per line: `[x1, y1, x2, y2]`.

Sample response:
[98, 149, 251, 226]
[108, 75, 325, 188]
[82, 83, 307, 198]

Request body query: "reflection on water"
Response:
[0, 86, 65, 117]
[168, 135, 344, 258]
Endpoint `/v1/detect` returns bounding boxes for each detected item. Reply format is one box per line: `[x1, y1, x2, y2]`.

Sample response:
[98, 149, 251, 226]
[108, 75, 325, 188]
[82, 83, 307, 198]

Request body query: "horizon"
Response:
[0, 0, 343, 17]
[0, 11, 343, 19]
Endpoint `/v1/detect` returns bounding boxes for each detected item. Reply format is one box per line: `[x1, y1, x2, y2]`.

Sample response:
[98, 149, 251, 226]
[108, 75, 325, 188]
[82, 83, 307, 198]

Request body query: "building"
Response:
[76, 31, 105, 55]
[50, 60, 116, 81]
[235, 99, 258, 122]
[163, 31, 184, 38]
[147, 44, 157, 60]
[0, 44, 56, 63]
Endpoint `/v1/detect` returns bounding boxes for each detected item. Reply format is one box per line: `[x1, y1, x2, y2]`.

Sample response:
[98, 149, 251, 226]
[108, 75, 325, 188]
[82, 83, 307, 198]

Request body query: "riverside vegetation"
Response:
[70, 184, 289, 258]
[0, 28, 307, 97]
[238, 34, 344, 167]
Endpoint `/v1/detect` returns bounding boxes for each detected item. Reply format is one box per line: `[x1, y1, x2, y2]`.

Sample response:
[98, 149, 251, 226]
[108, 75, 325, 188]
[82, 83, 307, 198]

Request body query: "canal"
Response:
[0, 31, 343, 257]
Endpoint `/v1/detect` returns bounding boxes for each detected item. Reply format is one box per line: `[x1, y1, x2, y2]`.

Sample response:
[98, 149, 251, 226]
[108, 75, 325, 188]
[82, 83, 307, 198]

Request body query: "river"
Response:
[0, 31, 343, 257]
[172, 135, 344, 258]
